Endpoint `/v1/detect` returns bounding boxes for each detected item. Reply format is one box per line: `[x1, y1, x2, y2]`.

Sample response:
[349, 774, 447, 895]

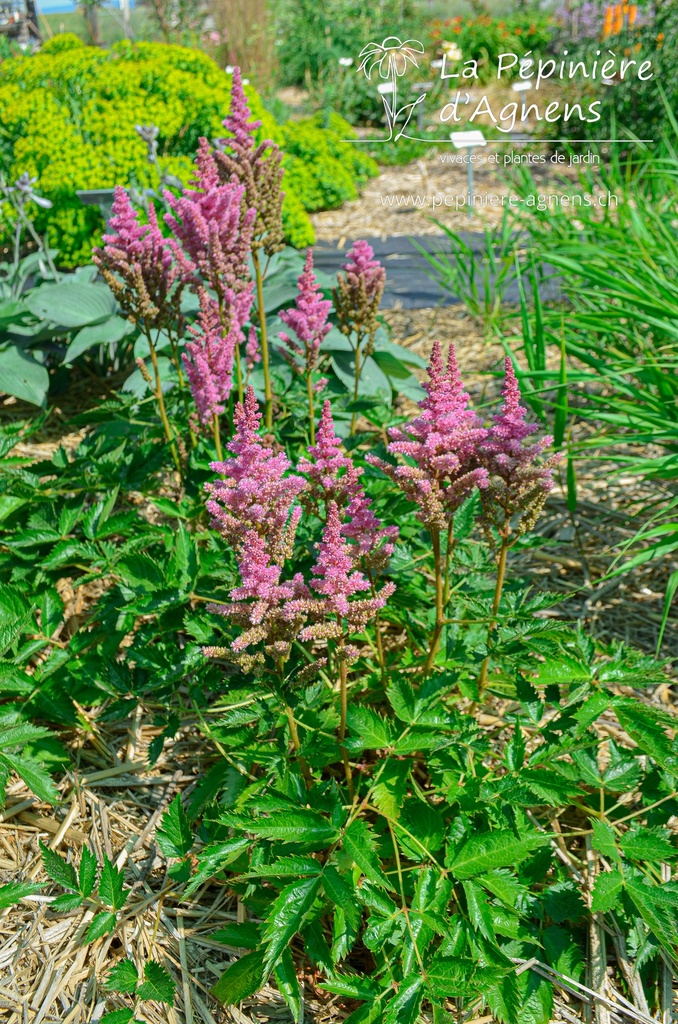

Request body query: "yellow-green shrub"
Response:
[0, 42, 377, 265]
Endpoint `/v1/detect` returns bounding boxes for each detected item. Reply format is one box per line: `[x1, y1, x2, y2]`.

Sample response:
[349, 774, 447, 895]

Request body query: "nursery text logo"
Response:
[350, 33, 656, 144]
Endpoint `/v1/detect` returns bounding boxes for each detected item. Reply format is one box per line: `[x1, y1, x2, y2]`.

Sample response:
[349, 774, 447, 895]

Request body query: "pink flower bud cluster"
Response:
[93, 187, 183, 330]
[299, 401, 398, 573]
[278, 250, 332, 376]
[368, 341, 489, 531]
[214, 68, 285, 257]
[479, 358, 560, 538]
[245, 327, 261, 370]
[183, 291, 237, 424]
[332, 239, 386, 344]
[205, 387, 306, 565]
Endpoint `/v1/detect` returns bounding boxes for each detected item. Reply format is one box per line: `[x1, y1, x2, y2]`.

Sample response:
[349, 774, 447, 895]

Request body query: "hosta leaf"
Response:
[342, 819, 393, 890]
[261, 876, 321, 974]
[591, 871, 624, 913]
[0, 881, 40, 908]
[39, 840, 77, 890]
[211, 949, 267, 1005]
[450, 830, 548, 879]
[620, 827, 677, 862]
[106, 959, 139, 993]
[156, 794, 193, 858]
[137, 960, 175, 1004]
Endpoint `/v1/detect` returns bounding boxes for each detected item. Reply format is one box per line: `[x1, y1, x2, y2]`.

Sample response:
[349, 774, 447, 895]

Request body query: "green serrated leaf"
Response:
[450, 831, 548, 879]
[591, 871, 624, 913]
[51, 892, 84, 912]
[106, 959, 139, 994]
[343, 819, 393, 890]
[0, 751, 59, 804]
[383, 975, 423, 1024]
[211, 949, 267, 1005]
[261, 876, 322, 975]
[0, 881, 40, 909]
[156, 794, 193, 859]
[98, 857, 127, 912]
[79, 846, 98, 898]
[620, 827, 677, 863]
[100, 1010, 134, 1024]
[591, 819, 620, 862]
[274, 947, 302, 1022]
[137, 960, 175, 1004]
[212, 922, 262, 950]
[39, 840, 77, 891]
[86, 910, 117, 943]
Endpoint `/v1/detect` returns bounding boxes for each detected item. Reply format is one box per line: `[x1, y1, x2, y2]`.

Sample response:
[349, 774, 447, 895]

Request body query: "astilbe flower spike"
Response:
[300, 400, 398, 572]
[245, 327, 261, 371]
[368, 341, 489, 532]
[93, 187, 183, 471]
[213, 67, 286, 428]
[279, 249, 332, 376]
[479, 357, 560, 539]
[332, 240, 386, 432]
[183, 291, 236, 427]
[205, 386, 306, 565]
[93, 186, 183, 330]
[279, 250, 333, 441]
[214, 67, 285, 257]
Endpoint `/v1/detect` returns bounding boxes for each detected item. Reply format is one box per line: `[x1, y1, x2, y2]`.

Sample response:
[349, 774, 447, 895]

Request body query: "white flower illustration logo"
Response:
[357, 36, 426, 140]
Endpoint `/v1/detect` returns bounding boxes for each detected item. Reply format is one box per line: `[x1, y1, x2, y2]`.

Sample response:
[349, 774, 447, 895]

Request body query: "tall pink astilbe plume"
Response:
[278, 250, 332, 376]
[298, 400, 354, 505]
[93, 186, 183, 329]
[332, 239, 386, 342]
[479, 358, 560, 538]
[367, 341, 489, 530]
[205, 387, 306, 564]
[183, 291, 236, 424]
[164, 175, 255, 321]
[297, 503, 395, 645]
[214, 67, 285, 256]
[299, 400, 398, 571]
[205, 531, 311, 666]
[308, 501, 371, 617]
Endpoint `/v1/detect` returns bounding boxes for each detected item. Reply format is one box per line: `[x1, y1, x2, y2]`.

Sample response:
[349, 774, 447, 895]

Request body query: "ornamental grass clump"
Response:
[278, 249, 333, 443]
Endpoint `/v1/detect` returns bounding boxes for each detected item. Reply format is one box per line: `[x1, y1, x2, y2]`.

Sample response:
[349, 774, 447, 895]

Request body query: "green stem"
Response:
[338, 648, 355, 799]
[478, 532, 511, 695]
[306, 370, 316, 445]
[212, 412, 223, 461]
[350, 335, 362, 436]
[252, 249, 272, 428]
[370, 576, 386, 681]
[144, 326, 181, 474]
[423, 527, 444, 676]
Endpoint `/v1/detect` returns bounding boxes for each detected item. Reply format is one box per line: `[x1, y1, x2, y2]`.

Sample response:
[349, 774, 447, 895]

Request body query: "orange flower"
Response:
[628, 3, 637, 24]
[602, 5, 614, 38]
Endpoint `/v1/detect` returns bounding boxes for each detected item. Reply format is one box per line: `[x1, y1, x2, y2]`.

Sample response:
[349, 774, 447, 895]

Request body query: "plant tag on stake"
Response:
[449, 130, 486, 216]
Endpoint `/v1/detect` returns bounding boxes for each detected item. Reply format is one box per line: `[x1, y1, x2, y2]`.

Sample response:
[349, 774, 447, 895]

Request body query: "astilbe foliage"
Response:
[93, 186, 183, 330]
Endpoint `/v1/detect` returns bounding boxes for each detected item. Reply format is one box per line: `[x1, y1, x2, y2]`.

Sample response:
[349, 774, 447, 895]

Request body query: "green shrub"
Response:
[39, 32, 85, 53]
[0, 42, 377, 265]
